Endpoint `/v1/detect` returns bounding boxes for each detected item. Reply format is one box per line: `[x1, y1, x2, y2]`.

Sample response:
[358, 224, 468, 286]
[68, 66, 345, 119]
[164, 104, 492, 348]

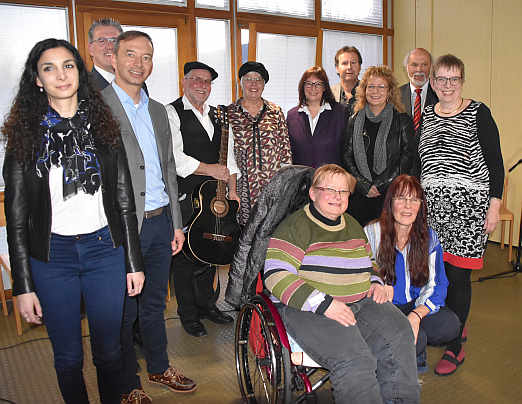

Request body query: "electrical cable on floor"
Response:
[0, 310, 238, 348]
[0, 398, 17, 403]
[164, 308, 237, 321]
[0, 334, 90, 351]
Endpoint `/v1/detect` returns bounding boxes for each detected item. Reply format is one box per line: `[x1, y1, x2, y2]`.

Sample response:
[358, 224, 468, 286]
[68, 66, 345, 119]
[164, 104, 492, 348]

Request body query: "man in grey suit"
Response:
[399, 48, 438, 132]
[102, 31, 196, 403]
[87, 18, 122, 91]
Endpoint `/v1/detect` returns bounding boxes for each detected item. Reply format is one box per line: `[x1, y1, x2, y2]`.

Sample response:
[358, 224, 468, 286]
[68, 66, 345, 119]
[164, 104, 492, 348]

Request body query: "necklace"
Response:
[437, 98, 464, 115]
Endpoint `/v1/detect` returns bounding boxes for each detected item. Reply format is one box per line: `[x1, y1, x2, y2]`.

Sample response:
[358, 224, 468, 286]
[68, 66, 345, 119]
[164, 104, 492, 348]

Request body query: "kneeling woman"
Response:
[2, 39, 144, 403]
[364, 175, 460, 374]
[264, 164, 419, 404]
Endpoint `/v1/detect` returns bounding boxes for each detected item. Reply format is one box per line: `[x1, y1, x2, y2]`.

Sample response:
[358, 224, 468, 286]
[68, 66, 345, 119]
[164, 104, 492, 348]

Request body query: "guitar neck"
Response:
[216, 106, 229, 200]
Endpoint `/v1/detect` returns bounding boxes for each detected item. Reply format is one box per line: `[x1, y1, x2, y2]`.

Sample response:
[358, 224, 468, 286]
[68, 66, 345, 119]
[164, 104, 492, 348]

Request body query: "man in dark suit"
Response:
[165, 61, 238, 337]
[102, 31, 196, 403]
[399, 48, 438, 131]
[87, 18, 122, 91]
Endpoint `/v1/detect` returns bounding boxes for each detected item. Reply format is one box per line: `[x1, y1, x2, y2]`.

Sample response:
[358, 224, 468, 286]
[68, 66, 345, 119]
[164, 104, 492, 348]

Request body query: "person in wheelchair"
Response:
[364, 175, 461, 375]
[264, 164, 420, 404]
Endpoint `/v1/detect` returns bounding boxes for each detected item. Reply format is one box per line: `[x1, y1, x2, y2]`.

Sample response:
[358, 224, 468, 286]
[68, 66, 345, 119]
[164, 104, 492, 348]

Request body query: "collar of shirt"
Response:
[409, 80, 429, 96]
[298, 102, 331, 135]
[297, 102, 332, 115]
[94, 64, 115, 85]
[112, 81, 149, 109]
[182, 95, 210, 118]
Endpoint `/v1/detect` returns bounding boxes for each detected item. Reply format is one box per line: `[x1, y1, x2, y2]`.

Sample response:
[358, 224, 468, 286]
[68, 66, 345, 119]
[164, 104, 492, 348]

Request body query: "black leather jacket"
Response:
[343, 108, 415, 196]
[3, 139, 144, 296]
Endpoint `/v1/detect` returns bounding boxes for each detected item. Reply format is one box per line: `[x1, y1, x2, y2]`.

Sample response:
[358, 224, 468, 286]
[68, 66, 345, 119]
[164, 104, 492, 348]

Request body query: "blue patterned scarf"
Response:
[36, 100, 101, 200]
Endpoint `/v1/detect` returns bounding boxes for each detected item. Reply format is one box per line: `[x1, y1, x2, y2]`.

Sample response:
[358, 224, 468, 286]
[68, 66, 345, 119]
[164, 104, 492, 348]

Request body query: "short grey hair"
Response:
[403, 48, 433, 69]
[88, 18, 123, 43]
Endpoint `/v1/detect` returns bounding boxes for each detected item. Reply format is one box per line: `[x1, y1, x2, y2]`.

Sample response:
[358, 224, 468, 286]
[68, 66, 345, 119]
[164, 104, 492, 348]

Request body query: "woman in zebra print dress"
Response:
[418, 54, 504, 375]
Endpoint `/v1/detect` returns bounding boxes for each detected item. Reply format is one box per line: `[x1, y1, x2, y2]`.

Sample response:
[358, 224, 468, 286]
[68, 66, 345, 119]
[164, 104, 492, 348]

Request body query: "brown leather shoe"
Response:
[148, 367, 197, 393]
[120, 389, 152, 404]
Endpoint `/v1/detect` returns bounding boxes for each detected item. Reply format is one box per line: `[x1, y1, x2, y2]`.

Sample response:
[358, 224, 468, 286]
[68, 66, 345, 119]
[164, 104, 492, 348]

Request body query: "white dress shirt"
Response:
[94, 64, 115, 85]
[409, 80, 430, 115]
[297, 102, 332, 134]
[165, 96, 239, 179]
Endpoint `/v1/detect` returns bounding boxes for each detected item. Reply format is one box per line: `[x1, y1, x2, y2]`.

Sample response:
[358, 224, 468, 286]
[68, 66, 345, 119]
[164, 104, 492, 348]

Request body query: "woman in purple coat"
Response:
[286, 66, 347, 167]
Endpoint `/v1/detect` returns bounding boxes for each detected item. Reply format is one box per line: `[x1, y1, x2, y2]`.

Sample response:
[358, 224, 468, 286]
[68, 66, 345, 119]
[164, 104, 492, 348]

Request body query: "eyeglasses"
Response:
[304, 81, 325, 89]
[434, 76, 462, 86]
[315, 186, 351, 198]
[91, 37, 118, 46]
[393, 196, 421, 205]
[367, 84, 388, 92]
[185, 76, 212, 86]
[243, 77, 264, 84]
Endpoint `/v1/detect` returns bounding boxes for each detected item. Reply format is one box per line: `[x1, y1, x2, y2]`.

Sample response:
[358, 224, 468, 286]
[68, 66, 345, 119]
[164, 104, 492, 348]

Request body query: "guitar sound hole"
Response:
[211, 198, 229, 217]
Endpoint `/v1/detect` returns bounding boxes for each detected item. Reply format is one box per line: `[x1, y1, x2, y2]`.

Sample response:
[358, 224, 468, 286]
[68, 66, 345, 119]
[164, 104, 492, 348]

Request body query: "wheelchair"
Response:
[227, 166, 331, 403]
[234, 286, 330, 403]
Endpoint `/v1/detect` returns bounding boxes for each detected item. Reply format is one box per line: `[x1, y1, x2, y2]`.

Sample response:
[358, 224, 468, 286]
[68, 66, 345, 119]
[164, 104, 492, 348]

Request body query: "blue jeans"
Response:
[30, 226, 126, 404]
[121, 208, 173, 392]
[278, 298, 420, 404]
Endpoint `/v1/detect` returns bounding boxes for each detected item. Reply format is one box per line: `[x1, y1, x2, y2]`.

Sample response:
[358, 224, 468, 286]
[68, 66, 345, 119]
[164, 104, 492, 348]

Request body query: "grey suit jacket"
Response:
[101, 85, 182, 232]
[400, 82, 439, 117]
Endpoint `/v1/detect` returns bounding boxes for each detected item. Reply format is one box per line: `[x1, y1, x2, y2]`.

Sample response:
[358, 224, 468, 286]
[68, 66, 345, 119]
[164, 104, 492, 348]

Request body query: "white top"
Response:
[49, 166, 108, 235]
[297, 102, 332, 134]
[165, 95, 239, 179]
[94, 64, 115, 85]
[409, 80, 430, 115]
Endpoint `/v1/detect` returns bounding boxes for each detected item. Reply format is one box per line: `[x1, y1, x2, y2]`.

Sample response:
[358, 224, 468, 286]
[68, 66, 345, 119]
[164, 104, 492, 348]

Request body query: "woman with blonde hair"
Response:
[343, 65, 415, 226]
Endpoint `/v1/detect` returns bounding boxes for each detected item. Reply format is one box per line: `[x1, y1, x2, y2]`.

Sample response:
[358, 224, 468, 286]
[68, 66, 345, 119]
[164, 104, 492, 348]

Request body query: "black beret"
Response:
[183, 61, 218, 81]
[238, 61, 269, 83]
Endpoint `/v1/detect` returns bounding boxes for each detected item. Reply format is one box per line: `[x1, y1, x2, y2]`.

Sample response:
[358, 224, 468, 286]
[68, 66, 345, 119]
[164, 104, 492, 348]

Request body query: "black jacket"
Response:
[225, 165, 314, 308]
[3, 139, 144, 296]
[342, 108, 415, 196]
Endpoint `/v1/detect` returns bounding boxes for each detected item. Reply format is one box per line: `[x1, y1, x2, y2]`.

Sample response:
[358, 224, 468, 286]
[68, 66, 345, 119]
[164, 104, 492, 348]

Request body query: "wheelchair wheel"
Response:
[235, 295, 292, 403]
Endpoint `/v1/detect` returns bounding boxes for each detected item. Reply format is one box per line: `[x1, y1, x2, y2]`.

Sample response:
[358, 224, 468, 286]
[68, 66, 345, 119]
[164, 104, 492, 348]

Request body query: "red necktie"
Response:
[413, 88, 422, 132]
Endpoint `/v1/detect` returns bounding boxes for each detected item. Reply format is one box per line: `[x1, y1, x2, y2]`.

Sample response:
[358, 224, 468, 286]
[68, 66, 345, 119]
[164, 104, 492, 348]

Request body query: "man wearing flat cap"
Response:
[166, 61, 239, 337]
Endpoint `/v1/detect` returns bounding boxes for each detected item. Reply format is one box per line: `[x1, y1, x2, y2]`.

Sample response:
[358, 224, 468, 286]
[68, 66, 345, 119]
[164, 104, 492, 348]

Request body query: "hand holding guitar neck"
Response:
[182, 105, 241, 266]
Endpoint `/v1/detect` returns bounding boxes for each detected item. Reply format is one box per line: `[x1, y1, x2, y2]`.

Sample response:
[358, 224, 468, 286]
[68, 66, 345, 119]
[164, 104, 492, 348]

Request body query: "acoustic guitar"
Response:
[182, 106, 241, 266]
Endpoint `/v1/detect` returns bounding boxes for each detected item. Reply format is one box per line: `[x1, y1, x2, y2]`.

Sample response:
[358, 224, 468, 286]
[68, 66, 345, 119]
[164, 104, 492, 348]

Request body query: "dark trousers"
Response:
[347, 191, 385, 227]
[279, 299, 420, 404]
[396, 302, 461, 356]
[171, 252, 216, 322]
[30, 227, 126, 404]
[444, 262, 472, 354]
[121, 209, 173, 393]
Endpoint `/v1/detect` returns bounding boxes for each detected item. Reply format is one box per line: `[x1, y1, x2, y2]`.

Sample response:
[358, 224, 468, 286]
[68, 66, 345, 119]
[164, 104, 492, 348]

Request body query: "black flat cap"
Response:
[238, 61, 269, 83]
[184, 61, 218, 81]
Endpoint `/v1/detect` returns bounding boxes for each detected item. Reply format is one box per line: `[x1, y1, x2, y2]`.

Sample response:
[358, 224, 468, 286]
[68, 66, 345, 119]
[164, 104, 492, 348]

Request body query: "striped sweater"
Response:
[264, 204, 381, 314]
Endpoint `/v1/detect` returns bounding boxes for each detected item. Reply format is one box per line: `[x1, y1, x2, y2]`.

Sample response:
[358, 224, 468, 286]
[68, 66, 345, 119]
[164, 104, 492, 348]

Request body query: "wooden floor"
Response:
[0, 242, 521, 403]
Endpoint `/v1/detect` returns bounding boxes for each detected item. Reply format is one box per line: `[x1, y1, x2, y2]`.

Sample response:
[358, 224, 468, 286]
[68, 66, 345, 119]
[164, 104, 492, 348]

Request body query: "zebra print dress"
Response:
[419, 101, 489, 269]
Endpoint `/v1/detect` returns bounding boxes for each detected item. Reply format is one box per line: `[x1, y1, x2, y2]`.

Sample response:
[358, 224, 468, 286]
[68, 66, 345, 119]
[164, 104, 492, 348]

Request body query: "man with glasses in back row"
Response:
[88, 18, 148, 95]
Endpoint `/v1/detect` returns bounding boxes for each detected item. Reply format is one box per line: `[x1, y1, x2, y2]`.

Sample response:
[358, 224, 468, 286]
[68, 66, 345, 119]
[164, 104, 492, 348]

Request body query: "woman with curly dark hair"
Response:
[2, 38, 145, 403]
[364, 175, 460, 374]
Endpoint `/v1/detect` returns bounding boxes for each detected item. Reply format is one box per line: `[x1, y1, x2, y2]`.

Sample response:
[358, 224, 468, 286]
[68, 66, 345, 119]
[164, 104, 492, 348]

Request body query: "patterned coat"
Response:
[227, 99, 292, 225]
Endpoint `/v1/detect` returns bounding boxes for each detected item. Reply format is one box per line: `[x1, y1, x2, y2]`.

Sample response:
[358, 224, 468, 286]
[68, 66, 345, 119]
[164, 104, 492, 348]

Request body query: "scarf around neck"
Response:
[36, 100, 101, 200]
[352, 102, 393, 181]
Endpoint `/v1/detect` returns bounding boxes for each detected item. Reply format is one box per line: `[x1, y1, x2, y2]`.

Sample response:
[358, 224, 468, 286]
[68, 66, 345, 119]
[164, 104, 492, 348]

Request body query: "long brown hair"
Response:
[353, 65, 405, 114]
[1, 39, 121, 163]
[377, 175, 429, 286]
